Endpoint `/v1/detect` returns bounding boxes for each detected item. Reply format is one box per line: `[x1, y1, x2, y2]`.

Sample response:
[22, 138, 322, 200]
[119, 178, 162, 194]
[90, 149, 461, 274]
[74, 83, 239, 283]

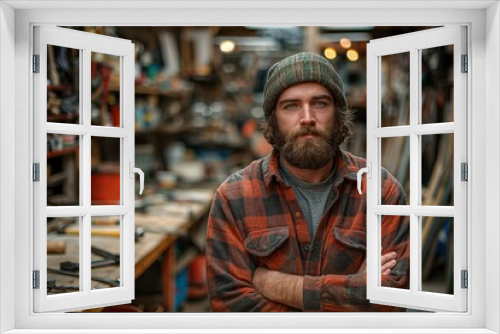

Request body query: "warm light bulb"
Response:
[340, 38, 352, 49]
[324, 47, 337, 60]
[220, 40, 235, 53]
[347, 49, 359, 62]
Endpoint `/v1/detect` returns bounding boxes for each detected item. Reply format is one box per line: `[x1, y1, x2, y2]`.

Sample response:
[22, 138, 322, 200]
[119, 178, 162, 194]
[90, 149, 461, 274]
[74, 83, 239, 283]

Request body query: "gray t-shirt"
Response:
[279, 157, 336, 239]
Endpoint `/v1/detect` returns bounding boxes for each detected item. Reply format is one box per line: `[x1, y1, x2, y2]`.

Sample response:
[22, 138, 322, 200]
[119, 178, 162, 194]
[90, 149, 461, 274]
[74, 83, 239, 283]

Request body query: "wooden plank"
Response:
[162, 245, 176, 311]
[135, 233, 177, 279]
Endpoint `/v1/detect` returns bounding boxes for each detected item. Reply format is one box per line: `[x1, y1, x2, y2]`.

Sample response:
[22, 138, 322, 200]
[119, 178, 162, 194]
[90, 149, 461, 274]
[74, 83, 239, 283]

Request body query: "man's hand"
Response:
[357, 251, 397, 275]
[251, 251, 397, 310]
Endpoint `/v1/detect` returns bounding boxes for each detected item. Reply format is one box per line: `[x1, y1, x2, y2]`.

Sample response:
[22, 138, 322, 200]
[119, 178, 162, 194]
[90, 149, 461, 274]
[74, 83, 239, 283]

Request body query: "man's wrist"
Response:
[252, 267, 303, 310]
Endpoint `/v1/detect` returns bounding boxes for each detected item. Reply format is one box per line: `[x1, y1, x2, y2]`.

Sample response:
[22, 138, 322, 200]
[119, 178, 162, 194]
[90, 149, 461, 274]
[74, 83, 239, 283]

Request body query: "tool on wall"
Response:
[59, 246, 120, 272]
[47, 268, 120, 287]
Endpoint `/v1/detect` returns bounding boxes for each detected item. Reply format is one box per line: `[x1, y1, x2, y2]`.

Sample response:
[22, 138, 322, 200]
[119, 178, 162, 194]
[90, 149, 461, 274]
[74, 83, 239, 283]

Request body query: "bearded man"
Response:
[205, 52, 410, 312]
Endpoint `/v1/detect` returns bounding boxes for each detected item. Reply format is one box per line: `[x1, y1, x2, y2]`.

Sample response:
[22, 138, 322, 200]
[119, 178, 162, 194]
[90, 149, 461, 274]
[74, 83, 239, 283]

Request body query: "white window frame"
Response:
[33, 25, 136, 313]
[365, 26, 468, 312]
[0, 1, 499, 333]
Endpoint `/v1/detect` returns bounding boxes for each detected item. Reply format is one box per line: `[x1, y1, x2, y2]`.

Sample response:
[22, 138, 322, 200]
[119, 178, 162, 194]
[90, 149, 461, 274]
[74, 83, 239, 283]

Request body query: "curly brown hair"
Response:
[262, 101, 355, 149]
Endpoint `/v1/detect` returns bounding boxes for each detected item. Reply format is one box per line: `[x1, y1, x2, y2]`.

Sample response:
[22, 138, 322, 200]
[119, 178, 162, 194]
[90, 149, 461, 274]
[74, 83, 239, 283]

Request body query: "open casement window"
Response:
[365, 26, 467, 312]
[33, 26, 139, 312]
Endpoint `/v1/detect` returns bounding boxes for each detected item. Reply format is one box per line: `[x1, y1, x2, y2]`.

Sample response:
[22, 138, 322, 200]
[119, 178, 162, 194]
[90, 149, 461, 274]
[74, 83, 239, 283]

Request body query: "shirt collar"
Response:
[263, 148, 358, 189]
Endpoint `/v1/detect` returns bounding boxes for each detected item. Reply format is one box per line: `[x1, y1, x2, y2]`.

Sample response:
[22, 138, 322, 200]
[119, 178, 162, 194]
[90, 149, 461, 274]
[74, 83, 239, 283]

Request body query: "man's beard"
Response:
[275, 123, 337, 170]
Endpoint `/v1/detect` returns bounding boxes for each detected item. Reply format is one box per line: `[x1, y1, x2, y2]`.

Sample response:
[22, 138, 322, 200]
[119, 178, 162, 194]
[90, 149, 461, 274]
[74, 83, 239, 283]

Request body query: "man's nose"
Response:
[300, 105, 316, 126]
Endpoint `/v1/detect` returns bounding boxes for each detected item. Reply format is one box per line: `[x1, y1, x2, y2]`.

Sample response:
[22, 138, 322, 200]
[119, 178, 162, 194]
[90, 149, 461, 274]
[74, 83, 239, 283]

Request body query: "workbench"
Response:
[46, 188, 214, 312]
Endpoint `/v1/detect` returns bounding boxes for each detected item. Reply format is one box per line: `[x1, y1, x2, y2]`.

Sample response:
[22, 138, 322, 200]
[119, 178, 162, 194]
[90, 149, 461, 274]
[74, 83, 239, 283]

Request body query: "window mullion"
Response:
[409, 47, 420, 294]
[81, 48, 92, 294]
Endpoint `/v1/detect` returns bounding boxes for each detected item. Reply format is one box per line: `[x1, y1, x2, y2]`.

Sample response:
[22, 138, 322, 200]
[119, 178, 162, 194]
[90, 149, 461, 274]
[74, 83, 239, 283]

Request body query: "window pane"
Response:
[47, 134, 80, 206]
[421, 45, 454, 124]
[381, 52, 410, 127]
[47, 217, 81, 295]
[381, 137, 410, 204]
[91, 216, 121, 290]
[380, 215, 410, 290]
[421, 216, 453, 295]
[47, 45, 80, 124]
[91, 137, 121, 205]
[91, 52, 121, 127]
[421, 134, 454, 206]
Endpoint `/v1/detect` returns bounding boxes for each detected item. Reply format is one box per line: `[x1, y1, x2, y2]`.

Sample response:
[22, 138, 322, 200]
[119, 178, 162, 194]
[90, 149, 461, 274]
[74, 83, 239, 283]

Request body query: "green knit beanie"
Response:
[262, 52, 347, 119]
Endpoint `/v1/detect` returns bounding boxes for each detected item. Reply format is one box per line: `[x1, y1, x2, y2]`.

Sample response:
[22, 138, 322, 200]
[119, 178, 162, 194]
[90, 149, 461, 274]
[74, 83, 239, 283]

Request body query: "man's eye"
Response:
[313, 101, 327, 107]
[284, 104, 298, 110]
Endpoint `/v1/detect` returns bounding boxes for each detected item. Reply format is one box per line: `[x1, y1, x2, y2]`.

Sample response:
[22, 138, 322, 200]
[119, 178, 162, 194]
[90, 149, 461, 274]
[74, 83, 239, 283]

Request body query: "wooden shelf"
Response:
[135, 125, 191, 136]
[47, 146, 79, 158]
[47, 114, 79, 123]
[109, 83, 192, 99]
[47, 172, 67, 187]
[47, 85, 73, 91]
[186, 139, 248, 150]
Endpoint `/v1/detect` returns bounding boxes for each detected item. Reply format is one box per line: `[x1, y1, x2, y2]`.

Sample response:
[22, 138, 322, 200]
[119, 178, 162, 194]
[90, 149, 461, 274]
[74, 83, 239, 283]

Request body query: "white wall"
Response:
[485, 2, 500, 333]
[0, 2, 16, 333]
[2, 3, 497, 332]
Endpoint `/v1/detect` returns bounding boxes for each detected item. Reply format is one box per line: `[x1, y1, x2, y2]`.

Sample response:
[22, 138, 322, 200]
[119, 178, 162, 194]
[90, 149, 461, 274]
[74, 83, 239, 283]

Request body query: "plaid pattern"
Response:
[206, 149, 410, 312]
[262, 52, 347, 120]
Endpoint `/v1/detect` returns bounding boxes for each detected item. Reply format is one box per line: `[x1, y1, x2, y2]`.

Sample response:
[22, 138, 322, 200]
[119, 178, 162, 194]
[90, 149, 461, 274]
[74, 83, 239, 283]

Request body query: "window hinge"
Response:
[461, 54, 468, 73]
[461, 163, 468, 181]
[33, 163, 40, 182]
[461, 270, 468, 289]
[33, 54, 40, 73]
[33, 270, 40, 289]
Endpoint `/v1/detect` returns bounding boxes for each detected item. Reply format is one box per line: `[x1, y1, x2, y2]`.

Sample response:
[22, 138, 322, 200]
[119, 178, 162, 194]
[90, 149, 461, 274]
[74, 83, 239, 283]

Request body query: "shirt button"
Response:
[295, 212, 301, 218]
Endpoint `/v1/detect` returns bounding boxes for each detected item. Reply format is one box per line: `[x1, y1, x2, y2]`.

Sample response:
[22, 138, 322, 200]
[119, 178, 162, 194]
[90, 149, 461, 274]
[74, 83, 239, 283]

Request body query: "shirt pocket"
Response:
[333, 227, 366, 251]
[327, 227, 366, 274]
[244, 226, 290, 270]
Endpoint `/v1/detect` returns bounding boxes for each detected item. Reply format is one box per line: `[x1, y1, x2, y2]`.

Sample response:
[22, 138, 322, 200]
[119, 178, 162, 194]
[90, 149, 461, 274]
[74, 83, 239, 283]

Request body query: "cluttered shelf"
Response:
[47, 146, 79, 158]
[109, 83, 192, 99]
[135, 125, 192, 136]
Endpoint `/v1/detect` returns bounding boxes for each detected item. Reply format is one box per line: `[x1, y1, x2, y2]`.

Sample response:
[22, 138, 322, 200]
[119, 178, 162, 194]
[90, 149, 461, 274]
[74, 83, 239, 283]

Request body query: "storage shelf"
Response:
[47, 114, 79, 123]
[47, 172, 67, 186]
[109, 83, 192, 99]
[47, 146, 79, 158]
[135, 125, 191, 136]
[47, 85, 73, 91]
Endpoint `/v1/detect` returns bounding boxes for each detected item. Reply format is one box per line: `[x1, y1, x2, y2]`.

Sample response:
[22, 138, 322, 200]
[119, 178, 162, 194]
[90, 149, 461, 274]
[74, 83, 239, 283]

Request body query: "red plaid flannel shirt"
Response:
[206, 149, 409, 312]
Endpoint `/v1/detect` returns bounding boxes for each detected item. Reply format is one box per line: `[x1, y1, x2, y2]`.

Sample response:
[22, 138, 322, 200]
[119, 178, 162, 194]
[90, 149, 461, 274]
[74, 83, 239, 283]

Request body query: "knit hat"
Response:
[262, 52, 347, 119]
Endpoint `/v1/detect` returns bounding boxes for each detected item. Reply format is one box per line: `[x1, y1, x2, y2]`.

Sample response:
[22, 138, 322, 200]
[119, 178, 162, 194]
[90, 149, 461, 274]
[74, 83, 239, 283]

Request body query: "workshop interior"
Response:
[45, 26, 454, 312]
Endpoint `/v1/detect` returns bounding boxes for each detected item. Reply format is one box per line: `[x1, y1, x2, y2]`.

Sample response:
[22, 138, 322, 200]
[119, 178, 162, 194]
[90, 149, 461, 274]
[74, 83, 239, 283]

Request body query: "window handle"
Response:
[129, 162, 144, 195]
[357, 162, 371, 195]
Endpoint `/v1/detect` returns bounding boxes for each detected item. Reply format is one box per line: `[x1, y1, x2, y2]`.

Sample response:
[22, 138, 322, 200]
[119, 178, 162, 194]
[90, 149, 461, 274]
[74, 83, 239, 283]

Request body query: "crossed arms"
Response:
[206, 190, 409, 312]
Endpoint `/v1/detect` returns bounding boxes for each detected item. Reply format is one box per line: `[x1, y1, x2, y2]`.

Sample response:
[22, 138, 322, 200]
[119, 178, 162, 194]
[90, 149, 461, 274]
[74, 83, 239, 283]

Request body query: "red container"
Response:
[187, 255, 208, 300]
[91, 173, 120, 205]
[111, 105, 120, 127]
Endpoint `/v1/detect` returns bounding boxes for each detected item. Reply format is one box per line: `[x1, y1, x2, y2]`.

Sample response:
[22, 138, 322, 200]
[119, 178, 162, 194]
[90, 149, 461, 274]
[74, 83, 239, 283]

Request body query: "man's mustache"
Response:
[292, 127, 327, 139]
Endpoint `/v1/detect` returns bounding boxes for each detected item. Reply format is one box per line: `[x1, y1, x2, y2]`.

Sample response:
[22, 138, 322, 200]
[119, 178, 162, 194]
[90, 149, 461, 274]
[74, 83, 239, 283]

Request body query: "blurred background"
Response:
[45, 26, 455, 313]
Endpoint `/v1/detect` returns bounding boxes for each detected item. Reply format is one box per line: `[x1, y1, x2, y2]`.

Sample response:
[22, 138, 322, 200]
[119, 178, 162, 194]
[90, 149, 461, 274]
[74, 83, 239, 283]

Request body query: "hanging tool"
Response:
[47, 268, 120, 287]
[54, 225, 145, 241]
[59, 246, 119, 272]
[47, 240, 67, 254]
[47, 280, 79, 293]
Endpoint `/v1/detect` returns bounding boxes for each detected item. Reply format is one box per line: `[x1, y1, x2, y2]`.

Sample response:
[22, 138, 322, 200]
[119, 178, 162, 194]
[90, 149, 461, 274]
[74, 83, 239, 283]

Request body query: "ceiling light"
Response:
[324, 47, 337, 60]
[347, 49, 359, 62]
[220, 40, 235, 53]
[340, 38, 352, 49]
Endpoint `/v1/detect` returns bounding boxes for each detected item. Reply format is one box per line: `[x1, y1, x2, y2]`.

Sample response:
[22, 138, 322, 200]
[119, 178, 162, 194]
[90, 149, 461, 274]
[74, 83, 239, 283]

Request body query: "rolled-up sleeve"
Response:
[206, 188, 294, 312]
[302, 172, 409, 312]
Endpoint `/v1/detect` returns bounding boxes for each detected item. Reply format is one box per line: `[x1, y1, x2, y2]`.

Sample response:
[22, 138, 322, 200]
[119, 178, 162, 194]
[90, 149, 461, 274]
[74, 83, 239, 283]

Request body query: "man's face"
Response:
[274, 82, 336, 170]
